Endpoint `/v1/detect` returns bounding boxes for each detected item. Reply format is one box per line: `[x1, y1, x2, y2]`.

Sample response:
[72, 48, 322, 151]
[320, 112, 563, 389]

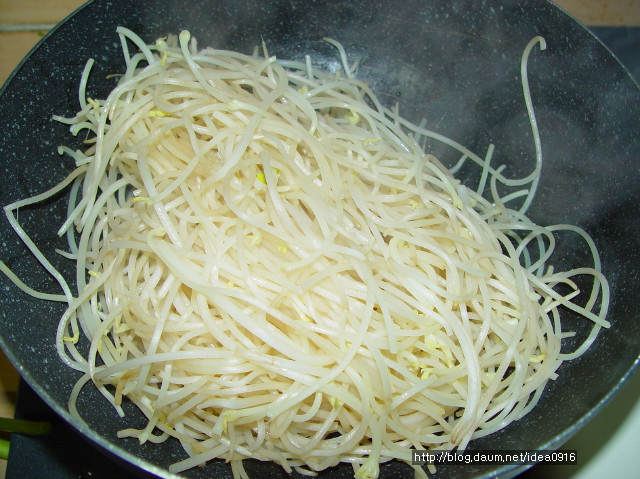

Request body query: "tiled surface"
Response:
[556, 0, 640, 24]
[0, 0, 85, 23]
[0, 1, 637, 478]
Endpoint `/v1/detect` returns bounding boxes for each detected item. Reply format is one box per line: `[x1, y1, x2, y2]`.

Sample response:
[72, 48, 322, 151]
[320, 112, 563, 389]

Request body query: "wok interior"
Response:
[0, 1, 639, 478]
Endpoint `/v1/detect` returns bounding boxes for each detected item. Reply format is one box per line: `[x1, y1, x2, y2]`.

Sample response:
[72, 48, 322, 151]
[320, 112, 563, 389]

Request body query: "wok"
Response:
[0, 1, 639, 478]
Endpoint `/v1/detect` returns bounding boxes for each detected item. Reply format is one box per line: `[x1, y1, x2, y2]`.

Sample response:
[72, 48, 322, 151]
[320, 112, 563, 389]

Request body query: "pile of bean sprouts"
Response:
[1, 28, 610, 479]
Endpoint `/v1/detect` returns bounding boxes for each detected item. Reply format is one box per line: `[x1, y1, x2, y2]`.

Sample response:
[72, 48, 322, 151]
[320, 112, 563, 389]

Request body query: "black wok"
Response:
[0, 1, 639, 478]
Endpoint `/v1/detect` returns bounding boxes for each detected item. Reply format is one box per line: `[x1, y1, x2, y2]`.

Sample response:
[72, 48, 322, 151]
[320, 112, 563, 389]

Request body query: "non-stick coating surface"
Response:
[0, 1, 639, 478]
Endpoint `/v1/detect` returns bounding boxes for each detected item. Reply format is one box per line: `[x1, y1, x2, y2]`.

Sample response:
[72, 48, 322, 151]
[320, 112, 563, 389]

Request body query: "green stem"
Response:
[0, 417, 51, 435]
[0, 438, 9, 460]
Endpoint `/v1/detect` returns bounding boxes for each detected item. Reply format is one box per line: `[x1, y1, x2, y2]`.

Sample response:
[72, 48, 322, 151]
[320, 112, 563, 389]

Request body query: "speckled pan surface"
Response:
[0, 1, 639, 478]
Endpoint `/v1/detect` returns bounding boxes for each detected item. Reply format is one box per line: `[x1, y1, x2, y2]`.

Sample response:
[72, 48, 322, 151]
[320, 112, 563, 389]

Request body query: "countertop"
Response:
[0, 1, 639, 479]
